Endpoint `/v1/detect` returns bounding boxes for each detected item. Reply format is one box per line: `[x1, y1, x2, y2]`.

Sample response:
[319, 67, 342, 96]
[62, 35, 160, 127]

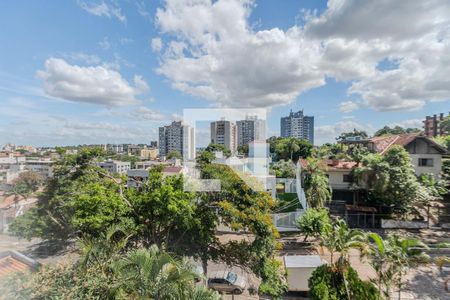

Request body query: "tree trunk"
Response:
[202, 257, 208, 279]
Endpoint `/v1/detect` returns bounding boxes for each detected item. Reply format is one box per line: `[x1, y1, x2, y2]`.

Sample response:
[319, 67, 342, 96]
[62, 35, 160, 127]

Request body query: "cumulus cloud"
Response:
[77, 1, 126, 23]
[131, 106, 166, 121]
[339, 101, 359, 113]
[151, 38, 163, 52]
[389, 119, 423, 129]
[155, 0, 325, 108]
[315, 120, 373, 145]
[153, 0, 450, 111]
[37, 58, 147, 106]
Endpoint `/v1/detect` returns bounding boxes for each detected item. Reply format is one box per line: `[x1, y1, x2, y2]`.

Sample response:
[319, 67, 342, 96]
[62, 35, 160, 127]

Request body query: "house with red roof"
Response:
[341, 133, 447, 177]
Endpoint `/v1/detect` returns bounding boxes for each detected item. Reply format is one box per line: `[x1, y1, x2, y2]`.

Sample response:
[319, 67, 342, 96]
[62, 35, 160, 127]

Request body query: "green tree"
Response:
[274, 137, 312, 162]
[310, 219, 378, 300]
[353, 146, 428, 217]
[336, 129, 368, 141]
[167, 150, 182, 160]
[205, 143, 232, 157]
[303, 158, 332, 208]
[9, 147, 131, 242]
[10, 170, 44, 199]
[2, 231, 220, 300]
[296, 208, 331, 242]
[439, 115, 450, 133]
[309, 264, 380, 300]
[237, 144, 249, 156]
[374, 125, 420, 137]
[271, 159, 295, 178]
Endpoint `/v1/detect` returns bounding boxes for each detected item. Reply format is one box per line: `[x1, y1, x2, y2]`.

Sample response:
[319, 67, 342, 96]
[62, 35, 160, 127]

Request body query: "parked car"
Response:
[208, 270, 246, 294]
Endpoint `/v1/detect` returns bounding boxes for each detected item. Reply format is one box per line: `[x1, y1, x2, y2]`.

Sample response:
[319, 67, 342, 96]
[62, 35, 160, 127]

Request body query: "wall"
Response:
[286, 267, 315, 291]
[409, 154, 442, 177]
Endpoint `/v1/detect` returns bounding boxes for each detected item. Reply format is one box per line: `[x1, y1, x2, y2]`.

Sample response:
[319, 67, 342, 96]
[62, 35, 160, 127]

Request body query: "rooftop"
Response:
[284, 255, 324, 268]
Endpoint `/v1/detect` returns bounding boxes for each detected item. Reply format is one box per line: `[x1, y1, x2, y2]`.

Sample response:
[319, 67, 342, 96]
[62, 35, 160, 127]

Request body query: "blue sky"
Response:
[0, 0, 449, 147]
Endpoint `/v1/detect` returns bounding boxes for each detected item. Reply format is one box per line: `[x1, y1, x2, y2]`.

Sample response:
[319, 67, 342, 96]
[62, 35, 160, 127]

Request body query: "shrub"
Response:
[308, 264, 380, 300]
[258, 258, 288, 299]
[295, 208, 331, 242]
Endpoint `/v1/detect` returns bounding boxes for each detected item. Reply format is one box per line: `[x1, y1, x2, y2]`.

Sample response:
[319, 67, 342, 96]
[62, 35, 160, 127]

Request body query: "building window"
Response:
[343, 174, 354, 183]
[418, 158, 433, 167]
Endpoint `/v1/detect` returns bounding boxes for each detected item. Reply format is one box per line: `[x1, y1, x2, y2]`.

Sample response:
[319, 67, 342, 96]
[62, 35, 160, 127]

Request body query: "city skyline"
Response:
[1, 0, 449, 147]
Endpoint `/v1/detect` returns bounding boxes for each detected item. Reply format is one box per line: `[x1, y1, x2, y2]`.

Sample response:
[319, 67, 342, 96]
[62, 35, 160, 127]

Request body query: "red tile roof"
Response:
[163, 166, 183, 173]
[299, 159, 358, 171]
[0, 251, 40, 278]
[0, 195, 23, 209]
[368, 133, 420, 154]
[367, 133, 447, 154]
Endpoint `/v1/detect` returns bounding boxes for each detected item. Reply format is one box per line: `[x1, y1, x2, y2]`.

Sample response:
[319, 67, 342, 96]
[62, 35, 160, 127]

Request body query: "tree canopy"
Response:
[268, 137, 312, 162]
[336, 129, 368, 141]
[374, 125, 420, 137]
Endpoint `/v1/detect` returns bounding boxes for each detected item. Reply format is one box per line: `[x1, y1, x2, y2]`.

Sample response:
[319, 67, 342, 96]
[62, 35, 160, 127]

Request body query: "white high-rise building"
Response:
[159, 121, 195, 160]
[236, 116, 266, 146]
[210, 120, 237, 153]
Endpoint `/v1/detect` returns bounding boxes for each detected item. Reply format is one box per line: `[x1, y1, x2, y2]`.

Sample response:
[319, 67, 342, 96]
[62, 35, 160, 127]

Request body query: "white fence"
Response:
[272, 211, 304, 232]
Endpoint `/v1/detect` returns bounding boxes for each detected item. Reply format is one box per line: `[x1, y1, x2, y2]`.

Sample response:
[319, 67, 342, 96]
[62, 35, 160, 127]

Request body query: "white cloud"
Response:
[315, 120, 373, 145]
[99, 37, 111, 50]
[62, 52, 101, 65]
[151, 38, 163, 52]
[131, 106, 166, 121]
[155, 0, 325, 108]
[37, 58, 146, 106]
[389, 119, 423, 129]
[77, 1, 126, 23]
[133, 75, 150, 93]
[339, 100, 359, 113]
[153, 0, 450, 111]
[306, 0, 450, 111]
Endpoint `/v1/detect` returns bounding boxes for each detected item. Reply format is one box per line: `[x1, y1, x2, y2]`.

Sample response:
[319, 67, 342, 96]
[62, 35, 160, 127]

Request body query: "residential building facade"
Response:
[280, 110, 314, 144]
[159, 121, 195, 160]
[236, 116, 266, 146]
[423, 112, 449, 137]
[210, 120, 237, 153]
[97, 160, 131, 174]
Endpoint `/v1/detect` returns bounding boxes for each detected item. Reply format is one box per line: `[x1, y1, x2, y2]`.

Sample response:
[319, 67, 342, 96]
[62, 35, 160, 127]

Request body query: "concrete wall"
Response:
[328, 170, 352, 190]
[286, 267, 315, 291]
[409, 154, 442, 177]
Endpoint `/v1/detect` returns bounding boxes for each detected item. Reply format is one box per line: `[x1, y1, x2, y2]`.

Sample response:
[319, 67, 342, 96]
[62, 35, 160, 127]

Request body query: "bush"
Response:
[308, 264, 380, 300]
[295, 208, 331, 242]
[258, 258, 288, 299]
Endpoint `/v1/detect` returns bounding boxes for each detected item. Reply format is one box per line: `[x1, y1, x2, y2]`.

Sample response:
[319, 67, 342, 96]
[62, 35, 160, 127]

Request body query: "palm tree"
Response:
[113, 245, 215, 299]
[320, 219, 367, 299]
[286, 137, 300, 161]
[366, 233, 429, 300]
[303, 158, 332, 208]
[388, 235, 429, 300]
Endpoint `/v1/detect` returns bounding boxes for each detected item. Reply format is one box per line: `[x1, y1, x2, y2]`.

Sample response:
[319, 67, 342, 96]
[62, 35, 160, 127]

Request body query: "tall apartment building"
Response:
[280, 110, 314, 144]
[210, 120, 237, 153]
[236, 116, 266, 146]
[159, 121, 195, 160]
[423, 112, 449, 137]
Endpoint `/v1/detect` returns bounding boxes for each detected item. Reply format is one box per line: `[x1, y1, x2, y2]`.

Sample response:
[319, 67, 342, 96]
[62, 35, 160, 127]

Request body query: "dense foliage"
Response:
[336, 129, 368, 141]
[374, 125, 420, 136]
[353, 145, 431, 217]
[2, 231, 220, 300]
[9, 148, 284, 298]
[270, 159, 295, 178]
[302, 158, 332, 208]
[309, 264, 380, 300]
[267, 136, 312, 161]
[295, 208, 331, 242]
[257, 258, 288, 299]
